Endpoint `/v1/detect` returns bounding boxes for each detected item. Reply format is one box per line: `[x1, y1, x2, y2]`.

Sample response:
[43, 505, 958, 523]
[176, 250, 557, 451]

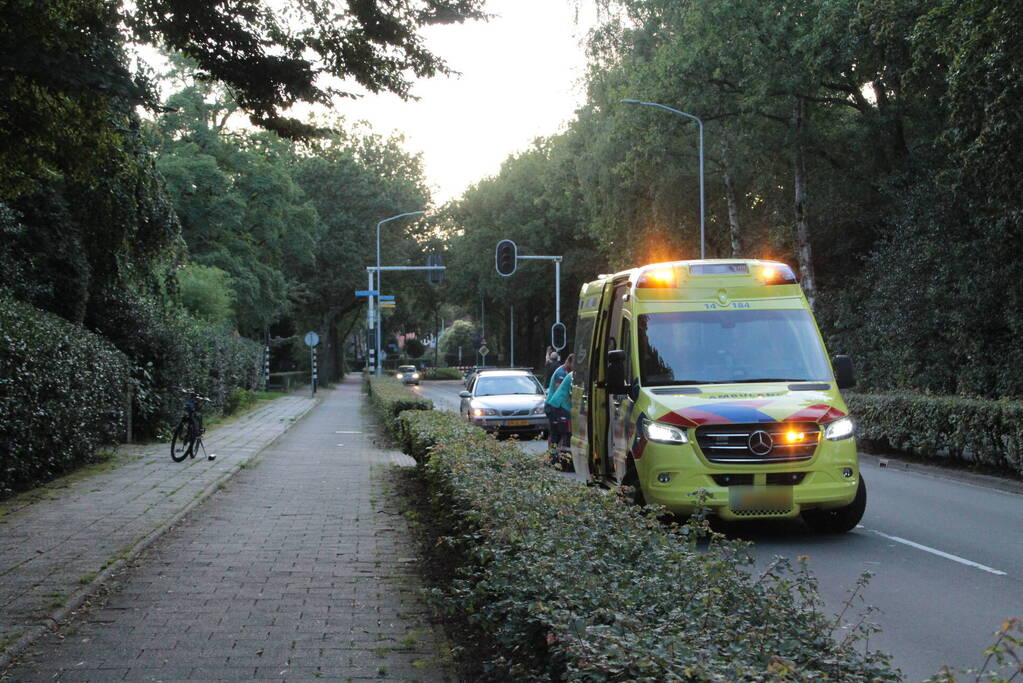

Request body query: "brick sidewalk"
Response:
[1, 378, 455, 681]
[0, 393, 318, 666]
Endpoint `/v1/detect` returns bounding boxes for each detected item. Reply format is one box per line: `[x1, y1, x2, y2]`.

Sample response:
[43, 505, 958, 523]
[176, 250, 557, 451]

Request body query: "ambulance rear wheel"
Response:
[802, 477, 866, 534]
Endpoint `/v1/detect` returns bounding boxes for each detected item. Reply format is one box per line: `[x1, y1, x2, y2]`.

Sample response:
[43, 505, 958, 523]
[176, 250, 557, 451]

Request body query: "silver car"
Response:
[459, 370, 548, 436]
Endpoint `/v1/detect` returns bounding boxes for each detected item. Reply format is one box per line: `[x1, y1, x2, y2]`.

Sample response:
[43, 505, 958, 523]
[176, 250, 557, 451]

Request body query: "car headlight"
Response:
[642, 418, 689, 444]
[412, 373, 420, 379]
[396, 373, 403, 379]
[472, 407, 497, 417]
[824, 417, 854, 441]
[531, 403, 546, 415]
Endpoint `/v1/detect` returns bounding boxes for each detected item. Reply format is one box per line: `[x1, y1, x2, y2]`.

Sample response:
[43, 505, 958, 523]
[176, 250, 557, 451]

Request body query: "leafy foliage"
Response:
[127, 0, 489, 138]
[88, 290, 261, 437]
[176, 264, 236, 325]
[364, 377, 433, 437]
[395, 408, 899, 680]
[0, 294, 130, 497]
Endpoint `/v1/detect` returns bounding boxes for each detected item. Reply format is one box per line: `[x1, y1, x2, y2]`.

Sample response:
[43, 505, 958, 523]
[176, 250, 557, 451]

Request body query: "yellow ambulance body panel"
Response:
[569, 259, 864, 531]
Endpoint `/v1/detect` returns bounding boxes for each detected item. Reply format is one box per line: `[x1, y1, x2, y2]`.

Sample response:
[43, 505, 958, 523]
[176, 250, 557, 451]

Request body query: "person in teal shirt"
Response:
[545, 357, 574, 468]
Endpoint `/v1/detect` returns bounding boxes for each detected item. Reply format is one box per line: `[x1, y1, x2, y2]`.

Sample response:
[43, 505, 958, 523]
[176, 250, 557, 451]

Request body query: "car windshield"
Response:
[474, 375, 542, 396]
[398, 366, 415, 372]
[637, 309, 832, 386]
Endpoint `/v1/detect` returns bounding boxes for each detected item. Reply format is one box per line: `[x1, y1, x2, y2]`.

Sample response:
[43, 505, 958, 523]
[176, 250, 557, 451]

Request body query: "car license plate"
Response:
[505, 420, 529, 427]
[729, 486, 792, 512]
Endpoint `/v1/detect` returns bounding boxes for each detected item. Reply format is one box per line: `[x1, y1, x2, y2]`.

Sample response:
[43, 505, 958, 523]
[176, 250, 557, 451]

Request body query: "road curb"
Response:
[0, 395, 321, 673]
[859, 451, 1023, 496]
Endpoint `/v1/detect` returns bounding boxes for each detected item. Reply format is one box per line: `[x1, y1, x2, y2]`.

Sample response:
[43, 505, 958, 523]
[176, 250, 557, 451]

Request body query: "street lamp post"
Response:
[622, 99, 705, 259]
[375, 210, 426, 376]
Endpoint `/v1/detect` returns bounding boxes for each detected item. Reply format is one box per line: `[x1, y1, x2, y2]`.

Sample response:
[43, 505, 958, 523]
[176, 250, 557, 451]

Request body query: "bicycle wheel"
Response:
[170, 420, 194, 462]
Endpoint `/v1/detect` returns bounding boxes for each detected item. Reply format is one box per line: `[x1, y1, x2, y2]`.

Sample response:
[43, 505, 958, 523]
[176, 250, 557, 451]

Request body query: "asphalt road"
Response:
[412, 379, 1023, 681]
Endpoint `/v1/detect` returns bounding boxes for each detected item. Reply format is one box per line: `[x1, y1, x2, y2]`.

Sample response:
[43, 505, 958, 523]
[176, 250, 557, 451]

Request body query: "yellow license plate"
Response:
[729, 486, 793, 512]
[505, 420, 530, 427]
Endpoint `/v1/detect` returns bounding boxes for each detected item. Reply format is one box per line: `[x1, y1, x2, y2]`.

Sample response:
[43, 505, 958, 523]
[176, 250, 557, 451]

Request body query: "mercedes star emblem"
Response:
[748, 430, 774, 456]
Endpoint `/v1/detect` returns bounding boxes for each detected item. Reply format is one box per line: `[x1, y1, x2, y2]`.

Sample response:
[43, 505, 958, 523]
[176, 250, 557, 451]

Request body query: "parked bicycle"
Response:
[171, 389, 213, 462]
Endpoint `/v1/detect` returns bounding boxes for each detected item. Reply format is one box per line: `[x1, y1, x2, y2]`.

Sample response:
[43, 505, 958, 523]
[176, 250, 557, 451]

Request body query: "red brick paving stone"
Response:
[0, 393, 317, 664]
[3, 378, 456, 682]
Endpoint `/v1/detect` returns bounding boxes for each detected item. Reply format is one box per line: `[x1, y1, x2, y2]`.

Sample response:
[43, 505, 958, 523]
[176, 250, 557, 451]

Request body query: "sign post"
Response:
[304, 331, 319, 395]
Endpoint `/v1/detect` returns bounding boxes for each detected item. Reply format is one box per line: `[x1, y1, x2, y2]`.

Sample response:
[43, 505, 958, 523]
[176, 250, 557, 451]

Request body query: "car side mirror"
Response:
[606, 349, 627, 396]
[628, 379, 640, 402]
[833, 355, 856, 390]
[458, 391, 471, 398]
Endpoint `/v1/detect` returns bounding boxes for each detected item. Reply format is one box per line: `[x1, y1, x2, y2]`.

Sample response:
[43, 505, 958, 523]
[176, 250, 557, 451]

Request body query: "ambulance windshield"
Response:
[636, 309, 832, 386]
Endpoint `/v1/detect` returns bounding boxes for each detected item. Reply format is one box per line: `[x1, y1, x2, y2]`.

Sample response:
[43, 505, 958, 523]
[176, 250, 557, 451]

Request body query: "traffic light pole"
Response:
[518, 255, 564, 350]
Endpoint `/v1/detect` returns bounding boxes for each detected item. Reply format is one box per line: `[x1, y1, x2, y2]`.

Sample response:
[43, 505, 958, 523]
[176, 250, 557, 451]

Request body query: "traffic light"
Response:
[495, 239, 517, 276]
[551, 321, 567, 351]
[427, 253, 444, 285]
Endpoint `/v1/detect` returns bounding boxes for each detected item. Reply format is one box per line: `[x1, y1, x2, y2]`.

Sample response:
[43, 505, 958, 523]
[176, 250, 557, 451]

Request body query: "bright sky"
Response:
[337, 0, 597, 205]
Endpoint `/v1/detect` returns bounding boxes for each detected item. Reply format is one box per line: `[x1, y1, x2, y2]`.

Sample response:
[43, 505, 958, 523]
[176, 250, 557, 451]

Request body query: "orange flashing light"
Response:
[785, 430, 805, 443]
[638, 267, 676, 288]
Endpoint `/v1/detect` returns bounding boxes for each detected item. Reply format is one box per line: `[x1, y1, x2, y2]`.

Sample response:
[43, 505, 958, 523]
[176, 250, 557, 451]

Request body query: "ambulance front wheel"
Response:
[620, 456, 646, 507]
[802, 477, 866, 534]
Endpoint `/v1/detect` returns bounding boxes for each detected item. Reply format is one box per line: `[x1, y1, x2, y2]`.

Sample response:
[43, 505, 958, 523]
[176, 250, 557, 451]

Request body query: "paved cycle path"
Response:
[0, 393, 317, 668]
[2, 379, 454, 681]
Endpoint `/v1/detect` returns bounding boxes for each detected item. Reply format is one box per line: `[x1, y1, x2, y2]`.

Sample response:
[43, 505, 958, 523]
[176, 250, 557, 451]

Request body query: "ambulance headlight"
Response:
[396, 373, 403, 379]
[642, 418, 689, 444]
[412, 373, 420, 379]
[824, 417, 855, 441]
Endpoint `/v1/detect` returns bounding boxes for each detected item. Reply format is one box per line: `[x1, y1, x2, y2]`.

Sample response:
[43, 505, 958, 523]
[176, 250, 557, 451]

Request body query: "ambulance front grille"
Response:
[695, 423, 820, 464]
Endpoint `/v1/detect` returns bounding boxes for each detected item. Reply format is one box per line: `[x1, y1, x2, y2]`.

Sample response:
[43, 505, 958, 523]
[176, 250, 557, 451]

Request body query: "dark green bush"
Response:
[396, 409, 486, 462]
[365, 377, 432, 437]
[422, 366, 464, 381]
[846, 392, 1023, 476]
[268, 371, 307, 391]
[88, 290, 261, 437]
[0, 295, 131, 496]
[400, 409, 898, 681]
[224, 387, 256, 416]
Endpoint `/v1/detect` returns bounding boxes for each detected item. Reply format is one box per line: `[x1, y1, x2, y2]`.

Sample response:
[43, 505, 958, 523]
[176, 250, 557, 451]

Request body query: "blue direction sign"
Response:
[379, 295, 395, 301]
[355, 289, 378, 296]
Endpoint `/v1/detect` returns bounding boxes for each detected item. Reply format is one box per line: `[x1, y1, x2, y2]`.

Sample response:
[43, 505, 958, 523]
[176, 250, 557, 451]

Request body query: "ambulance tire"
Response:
[802, 477, 866, 534]
[620, 457, 646, 507]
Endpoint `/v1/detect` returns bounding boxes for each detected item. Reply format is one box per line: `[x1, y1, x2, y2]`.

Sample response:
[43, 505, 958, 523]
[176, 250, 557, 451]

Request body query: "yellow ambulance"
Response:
[570, 259, 864, 532]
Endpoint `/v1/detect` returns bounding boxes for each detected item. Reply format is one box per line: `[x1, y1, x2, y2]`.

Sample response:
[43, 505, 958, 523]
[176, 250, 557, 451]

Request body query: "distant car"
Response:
[459, 369, 548, 437]
[396, 365, 420, 385]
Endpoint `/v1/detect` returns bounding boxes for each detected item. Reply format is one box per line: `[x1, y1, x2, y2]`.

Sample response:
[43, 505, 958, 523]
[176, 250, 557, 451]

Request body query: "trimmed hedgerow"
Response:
[399, 409, 898, 681]
[396, 409, 486, 462]
[88, 290, 261, 438]
[846, 392, 1023, 476]
[365, 377, 433, 437]
[0, 295, 130, 496]
[422, 367, 464, 380]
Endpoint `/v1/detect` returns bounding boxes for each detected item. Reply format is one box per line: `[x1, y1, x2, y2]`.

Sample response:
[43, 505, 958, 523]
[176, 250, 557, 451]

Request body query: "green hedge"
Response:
[394, 409, 898, 681]
[0, 295, 131, 496]
[396, 409, 486, 462]
[88, 290, 261, 437]
[364, 377, 432, 436]
[268, 371, 307, 391]
[421, 367, 464, 381]
[846, 392, 1023, 476]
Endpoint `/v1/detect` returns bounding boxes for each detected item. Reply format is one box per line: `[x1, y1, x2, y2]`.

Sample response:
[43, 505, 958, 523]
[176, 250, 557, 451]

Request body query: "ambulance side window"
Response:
[573, 316, 595, 388]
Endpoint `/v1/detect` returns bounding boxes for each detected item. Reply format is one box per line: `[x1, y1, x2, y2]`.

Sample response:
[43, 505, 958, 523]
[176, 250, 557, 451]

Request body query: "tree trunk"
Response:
[792, 97, 817, 309]
[720, 139, 743, 258]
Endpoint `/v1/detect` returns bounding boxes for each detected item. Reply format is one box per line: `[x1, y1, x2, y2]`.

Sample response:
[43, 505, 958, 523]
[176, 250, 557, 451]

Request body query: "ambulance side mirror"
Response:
[606, 349, 627, 396]
[833, 355, 856, 390]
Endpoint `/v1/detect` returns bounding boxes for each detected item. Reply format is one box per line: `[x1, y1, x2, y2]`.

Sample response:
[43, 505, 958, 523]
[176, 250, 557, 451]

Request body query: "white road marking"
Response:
[335, 430, 361, 434]
[864, 527, 1007, 576]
